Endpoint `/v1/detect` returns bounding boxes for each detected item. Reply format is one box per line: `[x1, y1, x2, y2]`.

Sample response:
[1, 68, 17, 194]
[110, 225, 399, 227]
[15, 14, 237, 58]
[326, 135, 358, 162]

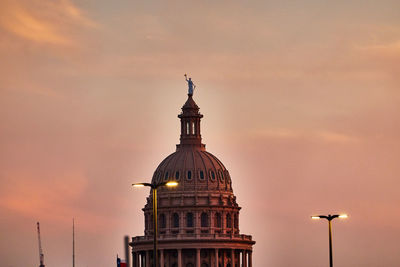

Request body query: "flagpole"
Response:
[73, 218, 75, 267]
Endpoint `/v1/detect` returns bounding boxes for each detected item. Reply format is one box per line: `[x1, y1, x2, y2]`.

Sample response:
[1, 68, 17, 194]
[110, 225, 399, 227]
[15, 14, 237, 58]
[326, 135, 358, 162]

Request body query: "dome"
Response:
[149, 94, 233, 193]
[151, 149, 233, 192]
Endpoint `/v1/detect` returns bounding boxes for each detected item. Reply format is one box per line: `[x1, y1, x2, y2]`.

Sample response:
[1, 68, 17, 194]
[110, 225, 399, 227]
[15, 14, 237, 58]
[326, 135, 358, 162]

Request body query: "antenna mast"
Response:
[36, 222, 45, 267]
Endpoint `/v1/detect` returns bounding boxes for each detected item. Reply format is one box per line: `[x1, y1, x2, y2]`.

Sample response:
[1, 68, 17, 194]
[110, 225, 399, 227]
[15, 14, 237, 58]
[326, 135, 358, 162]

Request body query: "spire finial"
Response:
[184, 74, 196, 96]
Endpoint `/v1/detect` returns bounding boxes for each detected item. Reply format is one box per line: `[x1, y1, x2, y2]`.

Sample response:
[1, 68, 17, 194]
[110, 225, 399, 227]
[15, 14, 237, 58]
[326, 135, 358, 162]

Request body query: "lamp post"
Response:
[133, 181, 178, 267]
[311, 214, 348, 267]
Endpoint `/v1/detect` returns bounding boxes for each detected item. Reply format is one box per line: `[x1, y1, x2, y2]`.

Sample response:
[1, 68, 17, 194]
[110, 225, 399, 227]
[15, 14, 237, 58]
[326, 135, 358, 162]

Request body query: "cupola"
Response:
[177, 94, 205, 150]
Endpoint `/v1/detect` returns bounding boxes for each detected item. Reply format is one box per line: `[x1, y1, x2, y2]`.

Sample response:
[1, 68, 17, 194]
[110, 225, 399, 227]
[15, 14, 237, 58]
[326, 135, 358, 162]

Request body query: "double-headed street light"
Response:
[311, 214, 348, 267]
[133, 181, 178, 267]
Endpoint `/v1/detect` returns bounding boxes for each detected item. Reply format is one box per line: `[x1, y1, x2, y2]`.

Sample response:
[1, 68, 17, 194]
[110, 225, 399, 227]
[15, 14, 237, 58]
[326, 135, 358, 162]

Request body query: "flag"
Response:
[117, 255, 127, 267]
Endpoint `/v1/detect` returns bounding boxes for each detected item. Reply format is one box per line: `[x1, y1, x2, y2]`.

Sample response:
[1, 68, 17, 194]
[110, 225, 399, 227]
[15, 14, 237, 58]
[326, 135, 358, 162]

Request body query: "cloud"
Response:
[315, 130, 359, 143]
[59, 0, 96, 27]
[0, 171, 93, 227]
[356, 39, 400, 57]
[0, 0, 96, 45]
[0, 5, 69, 45]
[250, 128, 359, 143]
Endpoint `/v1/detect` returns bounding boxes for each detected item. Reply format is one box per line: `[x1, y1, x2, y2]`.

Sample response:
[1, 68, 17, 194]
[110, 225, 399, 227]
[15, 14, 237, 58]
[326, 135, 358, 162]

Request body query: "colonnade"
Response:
[132, 248, 252, 267]
[146, 209, 240, 236]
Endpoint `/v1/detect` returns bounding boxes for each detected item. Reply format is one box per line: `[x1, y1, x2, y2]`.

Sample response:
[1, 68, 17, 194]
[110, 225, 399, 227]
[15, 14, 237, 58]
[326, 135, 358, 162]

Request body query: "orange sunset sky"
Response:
[1, 0, 399, 266]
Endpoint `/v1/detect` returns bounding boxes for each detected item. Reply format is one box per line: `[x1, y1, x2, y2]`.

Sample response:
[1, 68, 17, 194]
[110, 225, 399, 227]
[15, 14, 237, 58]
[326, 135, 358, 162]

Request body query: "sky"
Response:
[0, 0, 399, 266]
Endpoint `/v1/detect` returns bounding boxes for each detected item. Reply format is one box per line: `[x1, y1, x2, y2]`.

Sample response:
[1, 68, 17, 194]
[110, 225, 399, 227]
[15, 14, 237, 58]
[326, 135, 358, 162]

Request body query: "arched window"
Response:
[199, 170, 204, 180]
[159, 214, 166, 229]
[215, 213, 221, 228]
[226, 213, 232, 228]
[192, 122, 195, 135]
[186, 212, 194, 227]
[201, 212, 208, 227]
[219, 170, 224, 181]
[210, 170, 216, 181]
[172, 213, 179, 228]
[186, 122, 190, 135]
[164, 172, 169, 181]
[175, 171, 180, 180]
[187, 170, 192, 180]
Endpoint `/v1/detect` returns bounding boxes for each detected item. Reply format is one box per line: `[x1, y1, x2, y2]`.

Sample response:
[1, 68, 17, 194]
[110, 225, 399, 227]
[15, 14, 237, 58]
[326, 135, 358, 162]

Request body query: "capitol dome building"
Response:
[131, 88, 255, 267]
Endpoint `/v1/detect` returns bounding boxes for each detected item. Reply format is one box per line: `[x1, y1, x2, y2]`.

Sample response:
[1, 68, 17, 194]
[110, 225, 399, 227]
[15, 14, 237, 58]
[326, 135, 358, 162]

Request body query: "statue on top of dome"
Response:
[184, 74, 196, 96]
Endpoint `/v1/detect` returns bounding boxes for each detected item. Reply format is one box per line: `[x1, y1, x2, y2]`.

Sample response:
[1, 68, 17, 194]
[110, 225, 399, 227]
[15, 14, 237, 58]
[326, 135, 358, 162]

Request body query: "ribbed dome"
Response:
[149, 94, 233, 192]
[151, 149, 232, 192]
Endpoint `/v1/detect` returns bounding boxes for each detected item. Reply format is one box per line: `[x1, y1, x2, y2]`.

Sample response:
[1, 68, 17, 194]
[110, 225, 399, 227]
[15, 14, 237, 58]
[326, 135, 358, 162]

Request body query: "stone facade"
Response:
[131, 93, 255, 267]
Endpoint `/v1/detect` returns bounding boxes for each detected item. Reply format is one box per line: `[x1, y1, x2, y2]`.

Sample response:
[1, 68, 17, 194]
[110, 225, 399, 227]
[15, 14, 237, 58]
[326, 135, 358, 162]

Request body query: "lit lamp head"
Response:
[165, 181, 178, 187]
[132, 181, 178, 188]
[310, 214, 349, 220]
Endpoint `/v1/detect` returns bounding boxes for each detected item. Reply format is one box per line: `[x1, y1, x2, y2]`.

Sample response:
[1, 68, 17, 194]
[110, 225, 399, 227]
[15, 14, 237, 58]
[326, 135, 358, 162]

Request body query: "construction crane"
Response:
[36, 222, 45, 267]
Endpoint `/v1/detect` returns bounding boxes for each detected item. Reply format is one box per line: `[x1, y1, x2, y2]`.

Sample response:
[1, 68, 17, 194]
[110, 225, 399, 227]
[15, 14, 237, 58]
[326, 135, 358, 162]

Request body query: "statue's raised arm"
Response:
[184, 74, 195, 96]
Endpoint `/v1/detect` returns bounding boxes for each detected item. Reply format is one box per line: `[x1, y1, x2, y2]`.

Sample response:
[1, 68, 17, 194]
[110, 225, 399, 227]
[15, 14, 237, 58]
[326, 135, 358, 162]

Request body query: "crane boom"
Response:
[36, 222, 45, 267]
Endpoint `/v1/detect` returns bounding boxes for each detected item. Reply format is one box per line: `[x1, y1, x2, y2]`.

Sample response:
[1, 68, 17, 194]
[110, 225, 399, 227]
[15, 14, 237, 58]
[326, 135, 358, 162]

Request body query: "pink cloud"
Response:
[0, 0, 96, 46]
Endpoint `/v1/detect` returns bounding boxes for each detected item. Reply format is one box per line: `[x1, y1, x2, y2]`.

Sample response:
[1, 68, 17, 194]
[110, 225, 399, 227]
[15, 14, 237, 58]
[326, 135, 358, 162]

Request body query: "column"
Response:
[140, 252, 144, 267]
[248, 251, 252, 267]
[178, 249, 182, 267]
[179, 211, 184, 234]
[195, 211, 200, 235]
[196, 248, 201, 267]
[231, 249, 235, 267]
[166, 212, 171, 235]
[145, 250, 150, 267]
[159, 249, 164, 267]
[132, 252, 137, 267]
[214, 248, 219, 267]
[181, 121, 184, 136]
[210, 211, 215, 235]
[242, 250, 247, 267]
[196, 120, 200, 137]
[221, 211, 226, 234]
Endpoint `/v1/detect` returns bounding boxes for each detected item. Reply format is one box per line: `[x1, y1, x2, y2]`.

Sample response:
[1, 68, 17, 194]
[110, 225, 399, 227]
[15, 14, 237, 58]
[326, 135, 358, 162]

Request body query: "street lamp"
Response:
[311, 214, 348, 267]
[133, 181, 178, 267]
